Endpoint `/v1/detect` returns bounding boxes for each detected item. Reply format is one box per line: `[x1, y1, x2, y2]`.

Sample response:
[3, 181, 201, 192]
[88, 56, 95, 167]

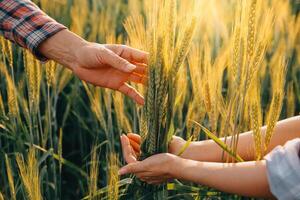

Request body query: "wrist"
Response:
[169, 136, 187, 155]
[38, 29, 88, 71]
[167, 154, 185, 178]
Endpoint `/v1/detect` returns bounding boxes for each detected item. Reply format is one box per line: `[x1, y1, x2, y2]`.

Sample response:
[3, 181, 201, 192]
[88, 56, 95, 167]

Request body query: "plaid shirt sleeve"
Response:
[264, 138, 300, 200]
[0, 0, 67, 61]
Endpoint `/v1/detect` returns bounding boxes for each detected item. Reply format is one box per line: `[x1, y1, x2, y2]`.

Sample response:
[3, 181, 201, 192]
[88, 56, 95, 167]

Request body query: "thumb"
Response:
[120, 134, 137, 164]
[101, 48, 136, 73]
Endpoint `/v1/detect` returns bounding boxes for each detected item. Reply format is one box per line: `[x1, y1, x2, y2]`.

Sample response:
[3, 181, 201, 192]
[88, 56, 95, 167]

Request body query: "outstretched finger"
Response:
[118, 84, 144, 105]
[106, 45, 149, 64]
[101, 48, 137, 73]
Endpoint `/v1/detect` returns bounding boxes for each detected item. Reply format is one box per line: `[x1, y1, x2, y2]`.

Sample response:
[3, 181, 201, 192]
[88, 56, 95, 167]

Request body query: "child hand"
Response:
[168, 136, 187, 155]
[120, 133, 141, 164]
[121, 133, 187, 165]
[119, 153, 180, 185]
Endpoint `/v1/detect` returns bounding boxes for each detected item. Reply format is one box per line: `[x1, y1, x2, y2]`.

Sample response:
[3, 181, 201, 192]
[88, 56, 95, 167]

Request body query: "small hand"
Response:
[120, 133, 186, 184]
[119, 153, 179, 185]
[120, 133, 141, 163]
[121, 134, 186, 164]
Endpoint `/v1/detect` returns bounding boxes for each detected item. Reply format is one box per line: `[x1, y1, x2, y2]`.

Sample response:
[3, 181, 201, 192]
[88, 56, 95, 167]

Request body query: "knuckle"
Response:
[120, 44, 127, 49]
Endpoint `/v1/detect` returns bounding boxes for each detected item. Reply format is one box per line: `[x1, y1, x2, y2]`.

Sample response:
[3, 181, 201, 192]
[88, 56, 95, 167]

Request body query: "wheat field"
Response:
[0, 0, 299, 199]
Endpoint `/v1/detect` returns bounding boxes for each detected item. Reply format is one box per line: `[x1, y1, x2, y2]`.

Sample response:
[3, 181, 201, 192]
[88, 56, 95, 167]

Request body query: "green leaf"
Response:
[190, 120, 244, 162]
[177, 135, 193, 156]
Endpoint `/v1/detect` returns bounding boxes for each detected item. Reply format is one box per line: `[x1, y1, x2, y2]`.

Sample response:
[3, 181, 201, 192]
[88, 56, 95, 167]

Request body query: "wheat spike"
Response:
[7, 41, 13, 70]
[232, 27, 241, 80]
[89, 145, 99, 200]
[24, 51, 41, 113]
[245, 42, 265, 92]
[5, 154, 16, 200]
[264, 92, 283, 152]
[107, 153, 119, 200]
[1, 36, 7, 58]
[247, 0, 257, 59]
[34, 59, 42, 107]
[140, 113, 148, 142]
[236, 37, 245, 88]
[171, 17, 197, 77]
[250, 94, 263, 160]
[16, 148, 43, 200]
[166, 0, 176, 58]
[264, 56, 286, 152]
[0, 64, 19, 118]
[24, 51, 36, 106]
[203, 82, 212, 113]
[45, 61, 56, 87]
[5, 70, 19, 117]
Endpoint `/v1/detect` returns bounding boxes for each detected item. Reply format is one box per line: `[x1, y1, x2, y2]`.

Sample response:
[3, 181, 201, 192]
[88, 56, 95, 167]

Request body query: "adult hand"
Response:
[39, 30, 148, 105]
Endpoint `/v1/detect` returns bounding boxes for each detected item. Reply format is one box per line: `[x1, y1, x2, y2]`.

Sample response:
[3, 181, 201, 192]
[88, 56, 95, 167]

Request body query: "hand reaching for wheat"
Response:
[71, 43, 148, 105]
[39, 30, 148, 105]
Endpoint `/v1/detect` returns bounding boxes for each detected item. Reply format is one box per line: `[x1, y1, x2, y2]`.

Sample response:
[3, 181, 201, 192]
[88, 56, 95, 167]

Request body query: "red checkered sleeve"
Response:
[0, 0, 67, 60]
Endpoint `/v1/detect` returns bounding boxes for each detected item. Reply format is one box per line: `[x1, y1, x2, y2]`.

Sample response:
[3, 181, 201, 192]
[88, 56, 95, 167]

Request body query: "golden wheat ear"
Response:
[5, 154, 16, 200]
[107, 153, 120, 200]
[88, 145, 100, 200]
[16, 148, 42, 200]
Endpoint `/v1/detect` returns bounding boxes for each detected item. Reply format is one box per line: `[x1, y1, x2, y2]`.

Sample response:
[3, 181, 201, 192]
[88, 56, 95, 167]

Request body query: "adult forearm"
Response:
[173, 158, 273, 198]
[180, 116, 300, 162]
[0, 0, 66, 60]
[38, 29, 87, 70]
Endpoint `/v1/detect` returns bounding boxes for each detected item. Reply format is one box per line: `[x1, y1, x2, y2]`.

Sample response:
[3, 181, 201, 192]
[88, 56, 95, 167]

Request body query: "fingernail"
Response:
[118, 168, 126, 175]
[126, 64, 136, 72]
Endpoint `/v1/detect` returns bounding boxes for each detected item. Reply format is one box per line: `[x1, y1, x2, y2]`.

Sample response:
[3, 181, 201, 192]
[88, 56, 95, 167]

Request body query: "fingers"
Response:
[120, 134, 137, 164]
[129, 73, 147, 84]
[129, 138, 140, 154]
[127, 133, 141, 144]
[128, 133, 141, 156]
[106, 45, 149, 64]
[132, 63, 147, 75]
[101, 48, 137, 73]
[119, 162, 146, 175]
[118, 84, 144, 105]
